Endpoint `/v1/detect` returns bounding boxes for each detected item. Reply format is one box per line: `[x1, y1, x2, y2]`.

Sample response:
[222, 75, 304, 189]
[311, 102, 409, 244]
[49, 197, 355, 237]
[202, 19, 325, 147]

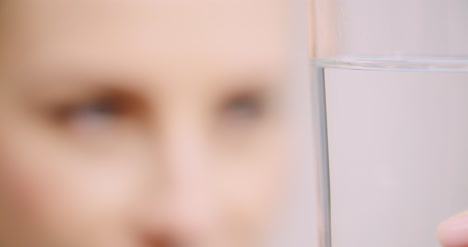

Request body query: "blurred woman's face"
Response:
[0, 0, 293, 246]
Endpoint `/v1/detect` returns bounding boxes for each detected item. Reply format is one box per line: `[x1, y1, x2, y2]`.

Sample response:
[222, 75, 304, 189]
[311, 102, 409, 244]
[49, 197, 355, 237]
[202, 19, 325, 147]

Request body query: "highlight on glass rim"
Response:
[0, 0, 467, 247]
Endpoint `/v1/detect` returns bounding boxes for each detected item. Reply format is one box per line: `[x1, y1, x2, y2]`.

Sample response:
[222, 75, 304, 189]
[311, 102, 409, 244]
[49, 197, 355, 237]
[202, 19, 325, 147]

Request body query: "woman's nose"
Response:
[140, 120, 218, 246]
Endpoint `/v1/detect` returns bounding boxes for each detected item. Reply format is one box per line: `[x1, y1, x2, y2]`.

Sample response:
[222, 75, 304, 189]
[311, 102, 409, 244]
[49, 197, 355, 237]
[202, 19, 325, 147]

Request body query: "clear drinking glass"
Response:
[309, 1, 468, 247]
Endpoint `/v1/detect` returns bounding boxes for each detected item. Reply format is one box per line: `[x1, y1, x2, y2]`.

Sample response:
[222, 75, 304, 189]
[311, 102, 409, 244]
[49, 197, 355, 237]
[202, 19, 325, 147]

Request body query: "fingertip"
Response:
[437, 212, 468, 247]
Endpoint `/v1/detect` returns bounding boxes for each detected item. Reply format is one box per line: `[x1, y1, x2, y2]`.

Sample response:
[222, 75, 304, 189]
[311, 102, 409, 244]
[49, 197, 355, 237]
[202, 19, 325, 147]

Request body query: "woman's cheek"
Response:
[0, 138, 147, 246]
[216, 129, 290, 234]
[0, 150, 64, 224]
[0, 150, 78, 247]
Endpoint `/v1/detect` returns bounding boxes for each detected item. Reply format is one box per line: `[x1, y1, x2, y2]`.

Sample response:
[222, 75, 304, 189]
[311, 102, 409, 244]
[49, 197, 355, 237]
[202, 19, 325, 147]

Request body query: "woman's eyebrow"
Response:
[15, 66, 145, 105]
[218, 68, 288, 95]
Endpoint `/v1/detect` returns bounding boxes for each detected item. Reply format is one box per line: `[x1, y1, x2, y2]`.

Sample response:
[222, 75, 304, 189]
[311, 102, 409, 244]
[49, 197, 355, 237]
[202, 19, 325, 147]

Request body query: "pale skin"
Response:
[0, 1, 464, 247]
[0, 1, 292, 246]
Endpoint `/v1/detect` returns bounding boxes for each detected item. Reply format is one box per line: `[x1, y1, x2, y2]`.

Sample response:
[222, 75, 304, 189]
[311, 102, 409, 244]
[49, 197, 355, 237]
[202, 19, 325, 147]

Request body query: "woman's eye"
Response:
[76, 101, 119, 120]
[222, 94, 264, 123]
[55, 96, 127, 129]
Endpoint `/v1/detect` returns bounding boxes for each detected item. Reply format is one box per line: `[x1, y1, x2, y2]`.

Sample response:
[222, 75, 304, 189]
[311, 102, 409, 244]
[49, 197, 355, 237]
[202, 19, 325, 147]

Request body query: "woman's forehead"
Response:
[1, 0, 291, 54]
[0, 0, 293, 84]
